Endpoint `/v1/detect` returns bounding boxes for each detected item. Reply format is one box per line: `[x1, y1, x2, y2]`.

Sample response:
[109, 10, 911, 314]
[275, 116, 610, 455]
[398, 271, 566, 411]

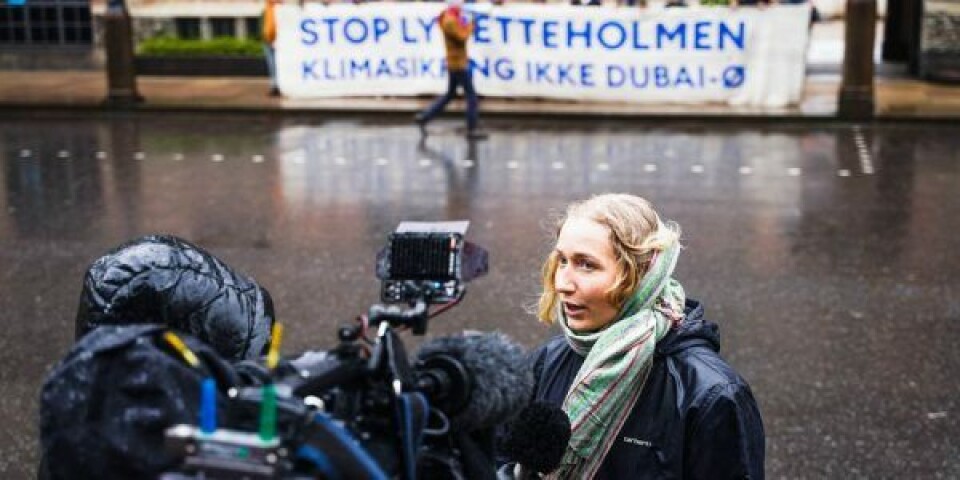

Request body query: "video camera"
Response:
[161, 221, 532, 480]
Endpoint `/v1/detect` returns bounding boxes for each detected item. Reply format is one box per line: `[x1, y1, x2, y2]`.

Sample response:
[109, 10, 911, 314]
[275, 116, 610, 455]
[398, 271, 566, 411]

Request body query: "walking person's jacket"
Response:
[439, 7, 473, 71]
[530, 299, 765, 479]
[262, 0, 277, 46]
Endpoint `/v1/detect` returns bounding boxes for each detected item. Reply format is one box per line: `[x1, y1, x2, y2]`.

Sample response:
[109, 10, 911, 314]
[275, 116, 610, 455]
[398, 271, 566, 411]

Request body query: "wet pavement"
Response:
[1, 112, 958, 478]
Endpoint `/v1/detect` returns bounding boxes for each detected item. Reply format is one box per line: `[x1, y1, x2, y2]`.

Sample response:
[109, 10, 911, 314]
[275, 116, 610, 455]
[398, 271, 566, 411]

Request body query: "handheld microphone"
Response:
[497, 401, 571, 475]
[414, 332, 533, 432]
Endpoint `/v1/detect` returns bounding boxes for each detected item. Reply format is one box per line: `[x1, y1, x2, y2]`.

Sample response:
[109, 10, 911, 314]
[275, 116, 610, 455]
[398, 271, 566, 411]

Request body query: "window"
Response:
[210, 17, 235, 38]
[62, 6, 91, 44]
[175, 17, 201, 39]
[0, 0, 91, 47]
[245, 17, 260, 40]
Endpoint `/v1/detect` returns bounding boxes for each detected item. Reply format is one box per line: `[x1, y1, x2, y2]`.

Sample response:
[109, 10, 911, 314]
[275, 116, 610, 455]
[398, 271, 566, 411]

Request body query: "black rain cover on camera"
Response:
[39, 324, 238, 480]
[74, 235, 274, 362]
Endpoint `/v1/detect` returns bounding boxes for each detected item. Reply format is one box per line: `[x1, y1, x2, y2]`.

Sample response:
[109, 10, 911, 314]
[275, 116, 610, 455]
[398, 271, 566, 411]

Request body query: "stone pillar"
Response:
[838, 0, 877, 120]
[201, 17, 213, 41]
[237, 17, 248, 39]
[102, 0, 142, 106]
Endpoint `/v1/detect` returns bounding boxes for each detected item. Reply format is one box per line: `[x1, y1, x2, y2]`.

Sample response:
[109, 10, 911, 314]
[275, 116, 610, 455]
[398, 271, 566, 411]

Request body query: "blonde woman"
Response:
[530, 194, 764, 479]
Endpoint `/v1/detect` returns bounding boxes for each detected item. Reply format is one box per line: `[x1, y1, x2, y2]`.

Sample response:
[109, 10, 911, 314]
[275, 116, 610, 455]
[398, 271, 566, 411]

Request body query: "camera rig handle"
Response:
[367, 298, 430, 334]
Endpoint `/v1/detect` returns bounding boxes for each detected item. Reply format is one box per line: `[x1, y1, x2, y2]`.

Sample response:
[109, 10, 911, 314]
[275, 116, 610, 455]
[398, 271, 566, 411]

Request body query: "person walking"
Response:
[415, 0, 486, 140]
[262, 0, 281, 97]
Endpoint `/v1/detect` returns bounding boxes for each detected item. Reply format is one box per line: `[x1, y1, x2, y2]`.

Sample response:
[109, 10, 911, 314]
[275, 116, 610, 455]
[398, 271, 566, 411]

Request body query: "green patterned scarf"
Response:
[547, 240, 685, 479]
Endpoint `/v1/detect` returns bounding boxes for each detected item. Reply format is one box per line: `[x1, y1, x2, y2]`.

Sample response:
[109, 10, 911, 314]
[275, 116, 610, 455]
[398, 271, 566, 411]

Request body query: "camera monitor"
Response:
[377, 221, 483, 304]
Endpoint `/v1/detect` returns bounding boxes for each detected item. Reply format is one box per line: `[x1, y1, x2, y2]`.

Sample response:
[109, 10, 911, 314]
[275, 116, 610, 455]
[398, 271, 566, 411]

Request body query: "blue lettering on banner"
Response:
[719, 22, 745, 50]
[300, 19, 318, 45]
[343, 17, 368, 43]
[396, 57, 410, 77]
[605, 64, 718, 89]
[654, 66, 670, 87]
[494, 16, 512, 43]
[324, 59, 338, 79]
[321, 17, 339, 43]
[376, 58, 393, 77]
[722, 65, 745, 88]
[496, 58, 516, 80]
[350, 58, 371, 76]
[471, 57, 516, 81]
[656, 23, 686, 49]
[417, 17, 436, 40]
[474, 14, 491, 44]
[372, 17, 389, 42]
[420, 58, 437, 76]
[607, 65, 626, 87]
[534, 62, 554, 84]
[694, 21, 711, 50]
[295, 15, 746, 52]
[542, 20, 559, 49]
[581, 64, 595, 87]
[675, 66, 694, 87]
[567, 20, 591, 48]
[401, 18, 417, 43]
[299, 56, 451, 82]
[556, 63, 575, 85]
[470, 58, 485, 76]
[598, 21, 626, 50]
[518, 61, 599, 87]
[286, 10, 766, 97]
[631, 21, 650, 50]
[519, 18, 536, 45]
[302, 60, 318, 80]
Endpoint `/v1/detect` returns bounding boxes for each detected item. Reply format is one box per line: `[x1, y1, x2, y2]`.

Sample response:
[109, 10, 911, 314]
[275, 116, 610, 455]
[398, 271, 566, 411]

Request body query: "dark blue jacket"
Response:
[530, 299, 765, 479]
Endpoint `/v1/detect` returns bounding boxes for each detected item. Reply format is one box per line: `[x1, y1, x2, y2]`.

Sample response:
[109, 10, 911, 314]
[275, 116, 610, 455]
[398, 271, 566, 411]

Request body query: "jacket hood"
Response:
[74, 235, 274, 362]
[656, 298, 720, 357]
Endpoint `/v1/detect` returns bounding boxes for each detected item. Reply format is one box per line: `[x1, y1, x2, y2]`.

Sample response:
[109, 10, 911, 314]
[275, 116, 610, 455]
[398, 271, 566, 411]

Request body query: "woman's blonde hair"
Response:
[537, 194, 680, 325]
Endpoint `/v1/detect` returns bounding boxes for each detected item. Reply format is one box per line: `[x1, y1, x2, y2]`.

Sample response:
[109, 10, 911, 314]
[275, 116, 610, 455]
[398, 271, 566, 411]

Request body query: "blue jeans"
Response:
[263, 44, 277, 89]
[420, 69, 479, 131]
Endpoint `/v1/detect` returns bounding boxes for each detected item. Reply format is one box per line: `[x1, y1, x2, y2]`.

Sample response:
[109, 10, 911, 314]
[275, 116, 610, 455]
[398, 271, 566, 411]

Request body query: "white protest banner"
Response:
[275, 4, 810, 107]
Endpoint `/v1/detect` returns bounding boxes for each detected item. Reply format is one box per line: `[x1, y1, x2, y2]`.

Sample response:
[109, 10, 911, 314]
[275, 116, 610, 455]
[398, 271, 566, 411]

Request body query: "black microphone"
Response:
[497, 401, 571, 475]
[413, 332, 533, 432]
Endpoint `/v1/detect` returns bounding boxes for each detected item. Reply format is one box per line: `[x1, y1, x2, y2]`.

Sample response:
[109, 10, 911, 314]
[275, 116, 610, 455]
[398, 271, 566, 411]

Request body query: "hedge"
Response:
[138, 36, 264, 57]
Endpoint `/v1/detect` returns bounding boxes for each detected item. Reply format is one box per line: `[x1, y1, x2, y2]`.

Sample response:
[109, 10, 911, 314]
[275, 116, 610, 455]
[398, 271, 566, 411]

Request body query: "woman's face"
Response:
[554, 217, 621, 333]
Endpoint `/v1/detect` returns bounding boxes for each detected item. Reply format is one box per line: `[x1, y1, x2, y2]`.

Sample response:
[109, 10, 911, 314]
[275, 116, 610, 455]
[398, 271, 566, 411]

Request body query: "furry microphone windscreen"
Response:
[414, 332, 534, 432]
[497, 401, 572, 474]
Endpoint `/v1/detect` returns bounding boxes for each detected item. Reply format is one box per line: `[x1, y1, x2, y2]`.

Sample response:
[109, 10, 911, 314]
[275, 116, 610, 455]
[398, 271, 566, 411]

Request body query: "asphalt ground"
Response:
[3, 68, 960, 121]
[1, 112, 958, 478]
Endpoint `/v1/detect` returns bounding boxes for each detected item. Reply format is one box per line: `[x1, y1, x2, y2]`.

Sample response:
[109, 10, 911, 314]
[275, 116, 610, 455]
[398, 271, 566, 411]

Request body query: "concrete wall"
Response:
[0, 48, 102, 70]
